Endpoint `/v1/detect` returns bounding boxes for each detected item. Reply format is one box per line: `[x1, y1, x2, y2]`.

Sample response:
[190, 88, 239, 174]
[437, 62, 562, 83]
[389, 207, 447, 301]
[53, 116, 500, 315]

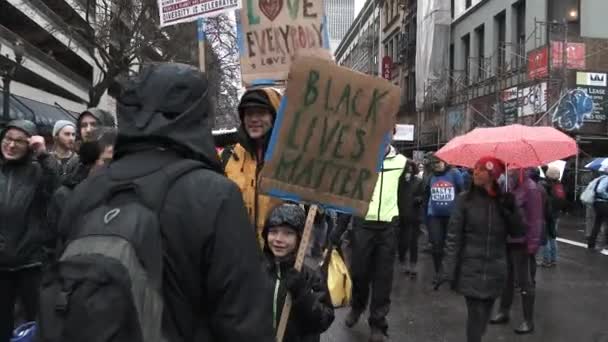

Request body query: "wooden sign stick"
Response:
[276, 204, 318, 342]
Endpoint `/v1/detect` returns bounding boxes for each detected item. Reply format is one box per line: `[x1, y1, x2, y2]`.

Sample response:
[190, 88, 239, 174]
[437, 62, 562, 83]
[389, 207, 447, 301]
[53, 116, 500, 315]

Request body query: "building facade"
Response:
[335, 0, 381, 76]
[0, 0, 104, 133]
[413, 0, 608, 197]
[326, 0, 356, 52]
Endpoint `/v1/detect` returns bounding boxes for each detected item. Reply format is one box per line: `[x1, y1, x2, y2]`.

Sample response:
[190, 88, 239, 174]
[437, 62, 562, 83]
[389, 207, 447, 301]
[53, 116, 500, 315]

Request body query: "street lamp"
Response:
[1, 40, 25, 125]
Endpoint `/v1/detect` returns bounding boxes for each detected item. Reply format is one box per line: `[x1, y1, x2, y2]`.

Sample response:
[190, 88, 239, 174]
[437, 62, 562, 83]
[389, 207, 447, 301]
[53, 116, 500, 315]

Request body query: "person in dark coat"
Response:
[0, 119, 59, 341]
[491, 168, 544, 334]
[76, 107, 116, 143]
[48, 128, 116, 254]
[397, 160, 424, 276]
[437, 157, 525, 342]
[57, 63, 275, 341]
[263, 203, 335, 342]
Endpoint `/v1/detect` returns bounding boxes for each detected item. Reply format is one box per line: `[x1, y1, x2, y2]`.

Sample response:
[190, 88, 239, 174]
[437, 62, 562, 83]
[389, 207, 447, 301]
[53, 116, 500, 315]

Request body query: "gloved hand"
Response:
[329, 229, 344, 247]
[284, 268, 310, 299]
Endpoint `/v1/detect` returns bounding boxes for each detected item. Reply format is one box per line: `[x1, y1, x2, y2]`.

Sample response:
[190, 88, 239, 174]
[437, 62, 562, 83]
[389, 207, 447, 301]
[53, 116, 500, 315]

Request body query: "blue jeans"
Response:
[542, 239, 557, 263]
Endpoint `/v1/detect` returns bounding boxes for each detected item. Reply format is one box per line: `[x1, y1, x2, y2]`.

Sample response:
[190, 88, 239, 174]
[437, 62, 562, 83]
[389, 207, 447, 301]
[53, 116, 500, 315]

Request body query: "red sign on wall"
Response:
[528, 48, 549, 79]
[551, 41, 586, 69]
[382, 56, 393, 80]
[528, 42, 587, 80]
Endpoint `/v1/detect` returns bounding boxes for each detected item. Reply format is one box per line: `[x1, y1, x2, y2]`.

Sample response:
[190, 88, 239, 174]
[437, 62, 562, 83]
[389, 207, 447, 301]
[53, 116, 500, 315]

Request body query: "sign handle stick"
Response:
[276, 205, 318, 342]
[197, 18, 206, 72]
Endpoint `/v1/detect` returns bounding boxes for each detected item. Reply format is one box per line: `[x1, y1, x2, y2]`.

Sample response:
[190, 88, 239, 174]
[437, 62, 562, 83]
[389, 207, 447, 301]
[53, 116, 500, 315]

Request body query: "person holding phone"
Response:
[0, 120, 59, 341]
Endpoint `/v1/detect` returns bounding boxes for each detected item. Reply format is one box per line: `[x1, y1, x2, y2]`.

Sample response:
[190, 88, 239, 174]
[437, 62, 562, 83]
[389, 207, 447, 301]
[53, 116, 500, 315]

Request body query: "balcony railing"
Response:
[0, 24, 90, 90]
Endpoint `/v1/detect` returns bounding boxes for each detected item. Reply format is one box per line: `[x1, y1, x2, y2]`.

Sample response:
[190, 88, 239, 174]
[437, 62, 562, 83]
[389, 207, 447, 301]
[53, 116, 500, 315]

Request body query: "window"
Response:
[514, 0, 527, 68]
[449, 44, 454, 90]
[384, 2, 389, 25]
[409, 72, 416, 100]
[462, 34, 471, 83]
[495, 11, 506, 73]
[465, 0, 472, 9]
[475, 25, 485, 80]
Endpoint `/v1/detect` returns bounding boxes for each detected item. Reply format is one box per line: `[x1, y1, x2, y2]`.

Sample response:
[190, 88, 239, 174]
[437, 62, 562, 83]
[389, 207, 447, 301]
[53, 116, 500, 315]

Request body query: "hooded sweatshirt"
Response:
[58, 64, 274, 341]
[225, 88, 283, 248]
[508, 171, 544, 254]
[426, 166, 464, 217]
[0, 121, 59, 269]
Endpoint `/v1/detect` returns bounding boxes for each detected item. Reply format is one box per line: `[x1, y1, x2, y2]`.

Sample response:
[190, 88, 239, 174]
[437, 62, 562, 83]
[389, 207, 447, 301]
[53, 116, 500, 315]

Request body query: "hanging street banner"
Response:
[259, 56, 400, 216]
[158, 0, 242, 27]
[237, 0, 329, 85]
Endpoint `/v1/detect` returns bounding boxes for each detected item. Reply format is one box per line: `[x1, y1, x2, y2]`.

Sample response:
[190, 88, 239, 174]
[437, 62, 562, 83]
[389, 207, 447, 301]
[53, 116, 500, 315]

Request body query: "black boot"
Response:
[345, 309, 362, 328]
[514, 293, 535, 334]
[489, 310, 510, 324]
[369, 327, 386, 342]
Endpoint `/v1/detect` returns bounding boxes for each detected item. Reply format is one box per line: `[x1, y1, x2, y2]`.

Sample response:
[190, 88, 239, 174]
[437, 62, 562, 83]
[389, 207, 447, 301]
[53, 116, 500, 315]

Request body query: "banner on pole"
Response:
[259, 56, 400, 216]
[158, 0, 242, 27]
[237, 0, 330, 85]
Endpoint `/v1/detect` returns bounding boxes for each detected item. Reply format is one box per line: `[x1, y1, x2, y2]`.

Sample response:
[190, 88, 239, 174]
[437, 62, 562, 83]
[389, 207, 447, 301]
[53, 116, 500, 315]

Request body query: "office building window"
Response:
[475, 25, 485, 80]
[496, 11, 506, 73]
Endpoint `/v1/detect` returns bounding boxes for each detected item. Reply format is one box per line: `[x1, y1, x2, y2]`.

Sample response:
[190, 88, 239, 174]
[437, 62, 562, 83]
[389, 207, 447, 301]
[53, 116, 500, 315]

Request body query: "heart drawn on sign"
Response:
[259, 0, 283, 21]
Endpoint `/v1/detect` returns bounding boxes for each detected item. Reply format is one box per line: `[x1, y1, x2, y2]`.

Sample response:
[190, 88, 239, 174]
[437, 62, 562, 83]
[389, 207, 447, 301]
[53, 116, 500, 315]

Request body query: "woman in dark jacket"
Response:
[437, 157, 525, 342]
[263, 203, 335, 342]
[397, 160, 424, 276]
[0, 120, 59, 340]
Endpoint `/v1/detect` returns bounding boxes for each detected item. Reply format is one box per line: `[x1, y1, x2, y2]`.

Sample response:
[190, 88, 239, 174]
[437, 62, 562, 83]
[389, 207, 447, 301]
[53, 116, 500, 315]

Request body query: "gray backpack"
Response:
[38, 159, 204, 342]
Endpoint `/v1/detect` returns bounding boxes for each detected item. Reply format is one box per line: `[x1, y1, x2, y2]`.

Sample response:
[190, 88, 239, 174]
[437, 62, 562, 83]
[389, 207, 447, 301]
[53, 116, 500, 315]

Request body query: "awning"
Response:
[0, 92, 79, 135]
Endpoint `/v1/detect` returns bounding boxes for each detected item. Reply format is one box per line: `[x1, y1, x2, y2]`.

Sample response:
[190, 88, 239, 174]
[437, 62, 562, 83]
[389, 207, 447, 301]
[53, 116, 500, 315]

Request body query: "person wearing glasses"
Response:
[0, 120, 59, 341]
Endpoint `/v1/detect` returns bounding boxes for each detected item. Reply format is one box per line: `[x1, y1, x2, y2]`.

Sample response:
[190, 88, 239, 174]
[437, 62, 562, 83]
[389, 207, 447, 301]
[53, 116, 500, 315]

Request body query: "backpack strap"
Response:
[221, 145, 236, 169]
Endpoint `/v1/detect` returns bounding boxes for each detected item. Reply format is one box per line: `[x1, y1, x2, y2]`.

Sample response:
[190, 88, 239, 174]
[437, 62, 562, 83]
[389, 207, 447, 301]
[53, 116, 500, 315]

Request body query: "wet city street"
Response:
[322, 214, 608, 342]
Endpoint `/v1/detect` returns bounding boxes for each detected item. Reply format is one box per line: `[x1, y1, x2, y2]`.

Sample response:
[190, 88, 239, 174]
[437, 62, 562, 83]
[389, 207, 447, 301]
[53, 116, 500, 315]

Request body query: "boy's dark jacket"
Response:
[264, 249, 334, 341]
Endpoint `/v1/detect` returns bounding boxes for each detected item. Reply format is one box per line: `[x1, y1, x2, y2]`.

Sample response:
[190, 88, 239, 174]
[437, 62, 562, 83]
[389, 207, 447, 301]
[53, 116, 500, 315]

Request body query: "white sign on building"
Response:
[394, 124, 415, 141]
[158, 0, 241, 27]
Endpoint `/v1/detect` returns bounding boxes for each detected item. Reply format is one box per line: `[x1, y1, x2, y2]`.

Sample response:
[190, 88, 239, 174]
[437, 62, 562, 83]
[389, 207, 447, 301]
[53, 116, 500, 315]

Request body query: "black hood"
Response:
[77, 108, 116, 138]
[113, 63, 221, 173]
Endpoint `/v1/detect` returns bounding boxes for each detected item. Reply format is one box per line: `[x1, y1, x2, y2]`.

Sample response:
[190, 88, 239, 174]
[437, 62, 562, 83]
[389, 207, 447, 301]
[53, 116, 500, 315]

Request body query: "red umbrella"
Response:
[435, 124, 577, 168]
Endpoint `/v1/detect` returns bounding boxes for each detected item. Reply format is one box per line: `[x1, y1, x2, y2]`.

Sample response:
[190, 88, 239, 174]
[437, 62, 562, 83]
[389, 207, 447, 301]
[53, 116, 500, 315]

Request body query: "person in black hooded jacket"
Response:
[263, 203, 335, 342]
[56, 63, 274, 341]
[0, 119, 59, 341]
[397, 160, 424, 276]
[76, 107, 116, 143]
[47, 128, 116, 255]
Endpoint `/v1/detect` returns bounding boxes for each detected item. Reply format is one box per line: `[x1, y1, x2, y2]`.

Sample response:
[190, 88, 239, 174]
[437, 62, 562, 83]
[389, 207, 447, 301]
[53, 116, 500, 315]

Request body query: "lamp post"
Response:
[1, 40, 25, 126]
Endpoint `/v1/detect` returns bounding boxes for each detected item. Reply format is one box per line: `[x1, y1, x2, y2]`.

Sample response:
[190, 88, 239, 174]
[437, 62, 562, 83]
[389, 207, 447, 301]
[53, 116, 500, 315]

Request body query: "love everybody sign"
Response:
[260, 57, 400, 216]
[238, 0, 328, 85]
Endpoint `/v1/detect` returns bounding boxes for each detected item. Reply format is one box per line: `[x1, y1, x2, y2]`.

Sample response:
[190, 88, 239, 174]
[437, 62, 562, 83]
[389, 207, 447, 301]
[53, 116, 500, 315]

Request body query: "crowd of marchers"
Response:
[0, 62, 578, 342]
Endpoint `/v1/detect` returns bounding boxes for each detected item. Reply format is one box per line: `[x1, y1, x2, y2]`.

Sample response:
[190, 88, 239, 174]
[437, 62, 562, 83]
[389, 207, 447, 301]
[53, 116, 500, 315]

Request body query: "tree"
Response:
[203, 15, 241, 130]
[64, 0, 192, 107]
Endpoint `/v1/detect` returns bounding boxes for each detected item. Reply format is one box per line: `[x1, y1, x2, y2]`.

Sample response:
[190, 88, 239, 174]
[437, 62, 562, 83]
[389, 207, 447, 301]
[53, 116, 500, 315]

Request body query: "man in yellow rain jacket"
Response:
[224, 87, 282, 249]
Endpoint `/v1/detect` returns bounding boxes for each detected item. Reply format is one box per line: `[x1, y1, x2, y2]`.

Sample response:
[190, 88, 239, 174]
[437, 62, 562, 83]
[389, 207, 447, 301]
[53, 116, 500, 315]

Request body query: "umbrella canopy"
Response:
[585, 158, 608, 173]
[436, 124, 577, 168]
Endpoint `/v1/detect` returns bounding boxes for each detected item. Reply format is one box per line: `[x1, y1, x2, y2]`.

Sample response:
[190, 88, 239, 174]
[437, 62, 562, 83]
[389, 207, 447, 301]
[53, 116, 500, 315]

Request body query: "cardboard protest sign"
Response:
[238, 0, 329, 85]
[158, 0, 242, 27]
[259, 56, 400, 216]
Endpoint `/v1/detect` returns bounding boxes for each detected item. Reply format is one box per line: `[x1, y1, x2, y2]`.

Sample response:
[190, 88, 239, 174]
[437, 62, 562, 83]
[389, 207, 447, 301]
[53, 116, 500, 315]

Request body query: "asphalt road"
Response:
[321, 216, 608, 342]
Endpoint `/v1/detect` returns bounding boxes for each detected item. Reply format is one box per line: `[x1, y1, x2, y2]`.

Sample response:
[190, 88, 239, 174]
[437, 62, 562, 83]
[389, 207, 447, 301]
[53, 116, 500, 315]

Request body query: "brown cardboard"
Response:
[239, 0, 328, 85]
[259, 56, 400, 217]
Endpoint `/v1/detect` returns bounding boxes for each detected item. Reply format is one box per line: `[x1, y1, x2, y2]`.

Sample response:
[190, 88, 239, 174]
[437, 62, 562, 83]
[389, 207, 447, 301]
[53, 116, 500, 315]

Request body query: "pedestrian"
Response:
[263, 203, 334, 342]
[437, 156, 525, 342]
[491, 168, 543, 334]
[397, 160, 424, 277]
[39, 64, 274, 341]
[424, 154, 464, 286]
[76, 108, 115, 143]
[47, 128, 116, 252]
[539, 166, 565, 266]
[224, 87, 283, 250]
[587, 172, 608, 250]
[0, 119, 59, 341]
[335, 142, 406, 342]
[50, 120, 78, 179]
